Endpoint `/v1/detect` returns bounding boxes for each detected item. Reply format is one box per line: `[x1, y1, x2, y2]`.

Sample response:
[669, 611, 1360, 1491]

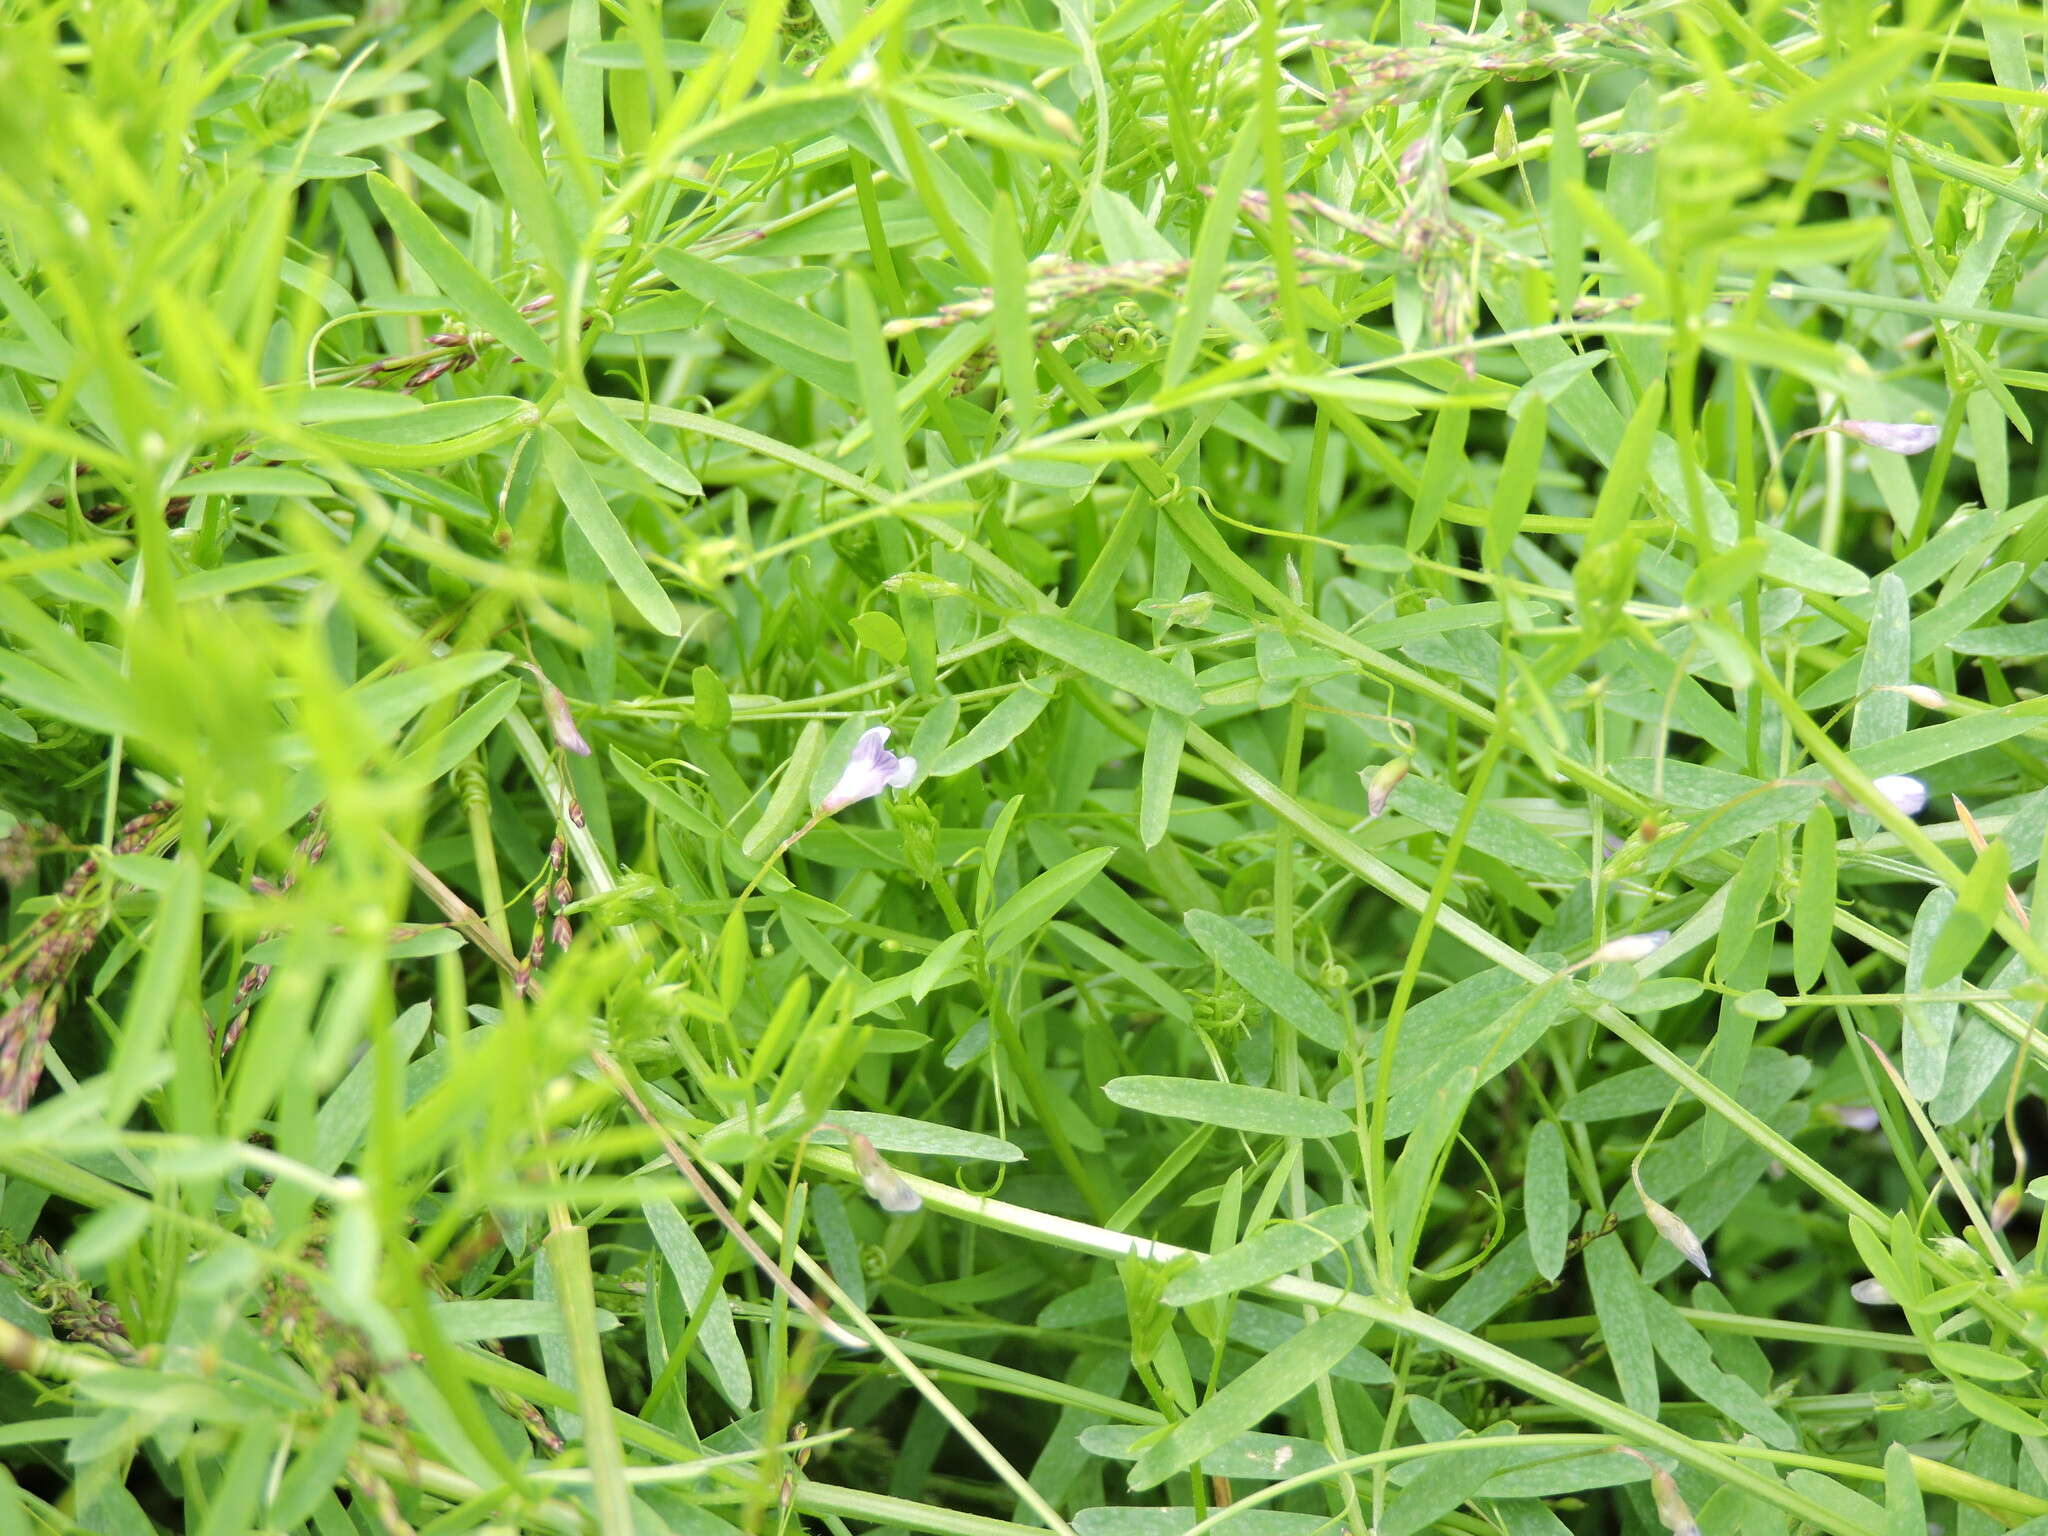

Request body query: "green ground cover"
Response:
[4, 1, 2048, 1533]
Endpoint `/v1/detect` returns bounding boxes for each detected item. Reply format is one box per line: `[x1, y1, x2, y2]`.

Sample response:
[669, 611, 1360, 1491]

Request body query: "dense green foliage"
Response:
[4, 1, 2048, 1533]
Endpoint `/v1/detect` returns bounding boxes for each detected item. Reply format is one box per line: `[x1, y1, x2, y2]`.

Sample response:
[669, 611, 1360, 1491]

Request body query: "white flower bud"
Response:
[1642, 1194, 1712, 1278]
[1587, 930, 1669, 966]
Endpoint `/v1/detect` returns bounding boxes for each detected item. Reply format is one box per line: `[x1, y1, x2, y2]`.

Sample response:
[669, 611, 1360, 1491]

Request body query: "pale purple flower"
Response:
[847, 1131, 921, 1213]
[819, 726, 917, 815]
[1830, 1104, 1881, 1132]
[1826, 420, 1941, 455]
[523, 663, 591, 756]
[1850, 1277, 1895, 1306]
[1872, 774, 1929, 816]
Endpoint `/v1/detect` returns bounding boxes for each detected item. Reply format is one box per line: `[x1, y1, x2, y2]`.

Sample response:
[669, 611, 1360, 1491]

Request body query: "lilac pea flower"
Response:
[820, 726, 917, 815]
[1872, 774, 1929, 817]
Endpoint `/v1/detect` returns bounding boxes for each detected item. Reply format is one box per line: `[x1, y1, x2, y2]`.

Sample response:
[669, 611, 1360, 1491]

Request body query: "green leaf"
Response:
[568, 389, 702, 497]
[990, 192, 1039, 441]
[1079, 1425, 1331, 1483]
[1008, 615, 1203, 715]
[1847, 698, 2048, 779]
[1903, 886, 1964, 1101]
[842, 270, 909, 488]
[1126, 1312, 1368, 1489]
[542, 428, 681, 636]
[1923, 840, 2009, 988]
[1884, 1443, 1925, 1536]
[654, 250, 857, 402]
[1160, 1206, 1369, 1306]
[850, 610, 906, 664]
[465, 78, 577, 284]
[1139, 703, 1187, 849]
[1584, 1229, 1658, 1421]
[1525, 1120, 1571, 1284]
[1484, 398, 1546, 570]
[1184, 910, 1347, 1051]
[1793, 804, 1838, 993]
[927, 677, 1057, 777]
[1685, 536, 1769, 611]
[1102, 1077, 1350, 1139]
[691, 89, 860, 157]
[1929, 1339, 2033, 1382]
[983, 848, 1115, 961]
[1407, 406, 1470, 551]
[742, 719, 825, 860]
[1161, 115, 1263, 387]
[641, 1195, 752, 1412]
[364, 173, 551, 362]
[943, 24, 1082, 68]
[1384, 776, 1582, 882]
[432, 1298, 621, 1341]
[815, 1112, 1021, 1163]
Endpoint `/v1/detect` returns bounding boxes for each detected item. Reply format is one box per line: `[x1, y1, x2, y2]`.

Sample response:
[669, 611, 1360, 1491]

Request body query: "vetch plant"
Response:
[2, 5, 2047, 1536]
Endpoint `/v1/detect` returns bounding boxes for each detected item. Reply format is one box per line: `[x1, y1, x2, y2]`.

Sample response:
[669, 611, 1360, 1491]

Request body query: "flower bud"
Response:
[1364, 757, 1410, 819]
[523, 663, 591, 756]
[1992, 1184, 2023, 1232]
[1642, 1194, 1711, 1278]
[1850, 1277, 1895, 1305]
[1648, 1463, 1700, 1536]
[1587, 930, 1669, 966]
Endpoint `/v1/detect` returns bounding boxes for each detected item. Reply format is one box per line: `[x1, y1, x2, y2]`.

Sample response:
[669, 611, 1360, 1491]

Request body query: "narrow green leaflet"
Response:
[1903, 887, 1964, 1101]
[640, 1196, 752, 1412]
[1184, 910, 1347, 1051]
[364, 173, 551, 362]
[654, 249, 857, 402]
[983, 849, 1116, 961]
[1583, 1230, 1659, 1421]
[1793, 804, 1838, 992]
[542, 428, 681, 636]
[1525, 1121, 1571, 1283]
[1161, 1206, 1370, 1306]
[465, 78, 577, 284]
[815, 1113, 1022, 1163]
[1126, 1312, 1368, 1490]
[1140, 704, 1187, 849]
[570, 389, 702, 497]
[1923, 840, 2009, 988]
[1008, 615, 1203, 715]
[1102, 1077, 1350, 1139]
[927, 677, 1058, 776]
